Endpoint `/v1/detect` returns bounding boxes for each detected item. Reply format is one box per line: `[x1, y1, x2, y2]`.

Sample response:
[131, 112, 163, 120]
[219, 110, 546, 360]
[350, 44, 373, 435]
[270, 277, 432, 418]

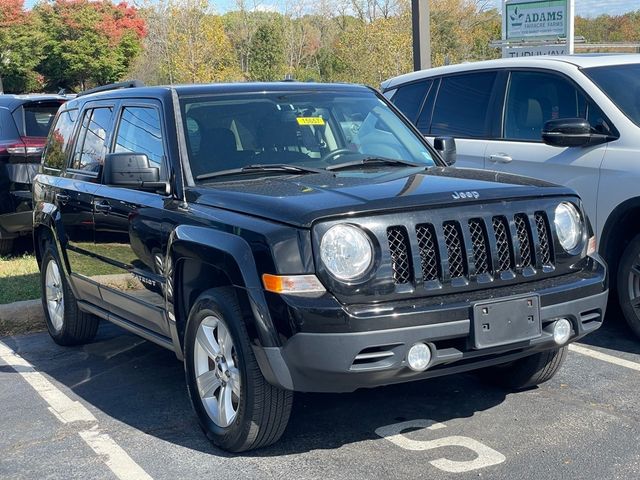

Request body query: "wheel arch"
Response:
[599, 196, 640, 289]
[168, 225, 280, 354]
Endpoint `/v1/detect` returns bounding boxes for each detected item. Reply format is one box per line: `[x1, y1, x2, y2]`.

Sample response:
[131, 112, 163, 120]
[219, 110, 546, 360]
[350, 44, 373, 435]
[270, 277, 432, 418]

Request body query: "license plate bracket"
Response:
[472, 295, 541, 349]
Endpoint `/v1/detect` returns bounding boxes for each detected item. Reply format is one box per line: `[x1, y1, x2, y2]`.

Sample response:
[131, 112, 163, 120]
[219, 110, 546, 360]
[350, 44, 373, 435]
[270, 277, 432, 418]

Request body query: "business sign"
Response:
[505, 0, 568, 40]
[500, 0, 574, 58]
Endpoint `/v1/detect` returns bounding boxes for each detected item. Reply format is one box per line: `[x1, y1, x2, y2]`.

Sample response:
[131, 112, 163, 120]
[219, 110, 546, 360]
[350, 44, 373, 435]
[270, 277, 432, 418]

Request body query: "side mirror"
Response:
[433, 136, 457, 166]
[542, 118, 611, 148]
[103, 153, 165, 191]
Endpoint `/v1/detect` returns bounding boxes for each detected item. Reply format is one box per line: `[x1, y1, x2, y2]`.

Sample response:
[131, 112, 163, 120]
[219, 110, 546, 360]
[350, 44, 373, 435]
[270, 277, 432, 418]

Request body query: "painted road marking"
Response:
[376, 419, 506, 473]
[0, 341, 152, 480]
[570, 343, 640, 372]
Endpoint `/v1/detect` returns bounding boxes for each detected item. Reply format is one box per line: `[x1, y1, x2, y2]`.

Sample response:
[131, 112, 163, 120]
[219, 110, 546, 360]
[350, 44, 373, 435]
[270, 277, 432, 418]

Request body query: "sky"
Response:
[21, 0, 640, 17]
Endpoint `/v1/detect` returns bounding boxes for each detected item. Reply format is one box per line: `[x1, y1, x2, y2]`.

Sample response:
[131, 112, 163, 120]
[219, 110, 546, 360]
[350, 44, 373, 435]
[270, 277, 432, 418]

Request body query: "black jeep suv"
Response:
[34, 81, 607, 452]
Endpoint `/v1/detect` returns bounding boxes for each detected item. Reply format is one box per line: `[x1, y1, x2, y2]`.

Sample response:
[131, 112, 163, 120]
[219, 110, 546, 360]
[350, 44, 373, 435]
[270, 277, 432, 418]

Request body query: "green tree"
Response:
[249, 21, 286, 81]
[0, 0, 45, 92]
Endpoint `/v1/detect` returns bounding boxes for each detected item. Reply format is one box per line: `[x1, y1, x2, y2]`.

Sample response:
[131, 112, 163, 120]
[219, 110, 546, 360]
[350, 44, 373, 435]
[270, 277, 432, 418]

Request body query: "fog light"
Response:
[407, 343, 432, 371]
[553, 318, 572, 345]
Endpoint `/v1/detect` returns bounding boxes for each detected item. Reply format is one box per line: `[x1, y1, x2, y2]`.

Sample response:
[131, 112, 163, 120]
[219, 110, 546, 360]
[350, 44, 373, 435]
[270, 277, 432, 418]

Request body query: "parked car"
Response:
[0, 94, 67, 255]
[34, 80, 606, 452]
[383, 54, 640, 337]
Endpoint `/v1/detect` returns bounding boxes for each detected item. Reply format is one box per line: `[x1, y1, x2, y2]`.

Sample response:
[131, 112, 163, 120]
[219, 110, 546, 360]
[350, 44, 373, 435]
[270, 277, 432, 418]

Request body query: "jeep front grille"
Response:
[386, 210, 556, 286]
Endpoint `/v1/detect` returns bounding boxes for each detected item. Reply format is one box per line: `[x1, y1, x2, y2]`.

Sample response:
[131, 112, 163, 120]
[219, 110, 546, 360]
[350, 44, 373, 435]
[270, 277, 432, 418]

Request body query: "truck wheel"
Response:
[184, 288, 293, 452]
[478, 346, 568, 390]
[40, 244, 99, 345]
[0, 238, 13, 256]
[617, 234, 640, 338]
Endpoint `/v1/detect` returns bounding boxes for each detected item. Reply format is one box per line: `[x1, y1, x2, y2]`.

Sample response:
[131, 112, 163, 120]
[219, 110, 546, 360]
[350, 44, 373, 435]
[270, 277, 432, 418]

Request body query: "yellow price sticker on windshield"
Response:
[296, 117, 325, 126]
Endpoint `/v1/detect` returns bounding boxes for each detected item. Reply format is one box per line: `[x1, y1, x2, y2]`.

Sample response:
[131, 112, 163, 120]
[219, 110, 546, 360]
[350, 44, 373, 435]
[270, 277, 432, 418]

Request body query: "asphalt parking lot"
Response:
[1, 314, 639, 480]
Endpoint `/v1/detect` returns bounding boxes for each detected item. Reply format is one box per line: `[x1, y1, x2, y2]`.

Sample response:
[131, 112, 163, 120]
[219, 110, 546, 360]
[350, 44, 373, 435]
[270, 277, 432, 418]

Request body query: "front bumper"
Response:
[254, 257, 607, 393]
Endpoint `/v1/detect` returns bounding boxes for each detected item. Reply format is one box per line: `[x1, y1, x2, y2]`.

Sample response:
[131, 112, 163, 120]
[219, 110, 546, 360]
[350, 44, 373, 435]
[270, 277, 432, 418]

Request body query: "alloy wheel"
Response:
[193, 315, 241, 428]
[45, 259, 64, 332]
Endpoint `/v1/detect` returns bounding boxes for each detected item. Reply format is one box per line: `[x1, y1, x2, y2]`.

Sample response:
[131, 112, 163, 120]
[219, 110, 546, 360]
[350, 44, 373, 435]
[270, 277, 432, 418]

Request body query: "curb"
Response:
[0, 299, 44, 324]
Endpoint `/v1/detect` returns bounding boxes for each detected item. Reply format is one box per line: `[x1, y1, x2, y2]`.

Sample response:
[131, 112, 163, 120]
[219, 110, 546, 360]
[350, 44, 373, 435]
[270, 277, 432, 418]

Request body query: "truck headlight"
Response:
[320, 224, 373, 281]
[554, 202, 583, 252]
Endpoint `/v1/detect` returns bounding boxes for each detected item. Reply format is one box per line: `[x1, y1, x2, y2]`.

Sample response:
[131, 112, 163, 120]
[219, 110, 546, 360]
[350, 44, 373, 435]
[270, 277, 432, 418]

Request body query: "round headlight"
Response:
[320, 224, 373, 281]
[554, 202, 583, 252]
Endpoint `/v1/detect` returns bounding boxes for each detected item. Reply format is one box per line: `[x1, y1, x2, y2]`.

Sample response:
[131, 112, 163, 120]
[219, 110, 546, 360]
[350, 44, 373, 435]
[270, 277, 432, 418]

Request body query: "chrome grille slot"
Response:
[535, 211, 553, 266]
[387, 226, 412, 284]
[514, 213, 534, 268]
[416, 223, 440, 281]
[443, 221, 466, 279]
[492, 216, 514, 272]
[468, 218, 490, 275]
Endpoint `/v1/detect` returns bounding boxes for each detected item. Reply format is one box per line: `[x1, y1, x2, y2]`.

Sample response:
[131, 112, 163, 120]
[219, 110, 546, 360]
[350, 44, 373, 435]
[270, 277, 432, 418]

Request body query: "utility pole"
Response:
[412, 0, 431, 71]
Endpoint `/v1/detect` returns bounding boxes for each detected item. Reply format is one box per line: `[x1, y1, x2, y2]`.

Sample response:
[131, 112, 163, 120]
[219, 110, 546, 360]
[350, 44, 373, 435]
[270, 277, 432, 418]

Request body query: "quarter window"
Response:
[114, 106, 165, 170]
[430, 72, 497, 138]
[391, 80, 432, 123]
[43, 109, 77, 171]
[71, 107, 113, 173]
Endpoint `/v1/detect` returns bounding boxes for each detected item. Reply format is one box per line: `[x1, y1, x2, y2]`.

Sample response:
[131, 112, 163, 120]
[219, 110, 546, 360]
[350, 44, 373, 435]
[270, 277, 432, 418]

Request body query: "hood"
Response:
[188, 167, 574, 228]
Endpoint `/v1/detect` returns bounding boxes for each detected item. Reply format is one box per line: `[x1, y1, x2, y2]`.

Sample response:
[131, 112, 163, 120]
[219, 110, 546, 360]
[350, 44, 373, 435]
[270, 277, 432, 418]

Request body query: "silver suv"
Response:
[383, 54, 640, 337]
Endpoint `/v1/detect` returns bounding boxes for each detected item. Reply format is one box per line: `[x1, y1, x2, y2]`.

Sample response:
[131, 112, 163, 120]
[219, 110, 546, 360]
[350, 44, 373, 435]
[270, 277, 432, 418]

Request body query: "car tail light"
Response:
[0, 137, 45, 157]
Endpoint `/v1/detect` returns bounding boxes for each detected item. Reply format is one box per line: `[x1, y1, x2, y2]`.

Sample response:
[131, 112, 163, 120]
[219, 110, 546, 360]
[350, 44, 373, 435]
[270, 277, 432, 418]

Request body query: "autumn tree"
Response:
[133, 0, 242, 84]
[35, 0, 146, 91]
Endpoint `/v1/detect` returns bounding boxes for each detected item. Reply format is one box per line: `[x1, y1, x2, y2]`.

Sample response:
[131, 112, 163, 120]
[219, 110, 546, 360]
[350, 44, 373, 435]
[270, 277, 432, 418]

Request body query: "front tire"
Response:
[40, 244, 99, 345]
[184, 288, 293, 452]
[617, 234, 640, 338]
[478, 346, 568, 390]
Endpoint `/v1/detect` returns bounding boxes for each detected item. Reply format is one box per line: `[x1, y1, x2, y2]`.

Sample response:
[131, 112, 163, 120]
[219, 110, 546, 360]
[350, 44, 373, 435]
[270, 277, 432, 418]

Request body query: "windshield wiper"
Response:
[196, 164, 326, 181]
[325, 156, 421, 172]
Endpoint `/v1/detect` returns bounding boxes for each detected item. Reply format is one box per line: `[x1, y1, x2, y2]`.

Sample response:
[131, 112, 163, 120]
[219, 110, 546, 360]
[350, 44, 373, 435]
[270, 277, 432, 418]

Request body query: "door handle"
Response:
[55, 193, 70, 205]
[488, 153, 513, 164]
[93, 200, 112, 213]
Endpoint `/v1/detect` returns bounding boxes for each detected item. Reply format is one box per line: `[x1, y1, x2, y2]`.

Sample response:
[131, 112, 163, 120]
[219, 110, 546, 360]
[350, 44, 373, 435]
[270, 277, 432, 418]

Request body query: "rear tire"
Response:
[478, 346, 568, 390]
[617, 234, 640, 338]
[40, 243, 99, 345]
[0, 238, 14, 256]
[184, 288, 293, 452]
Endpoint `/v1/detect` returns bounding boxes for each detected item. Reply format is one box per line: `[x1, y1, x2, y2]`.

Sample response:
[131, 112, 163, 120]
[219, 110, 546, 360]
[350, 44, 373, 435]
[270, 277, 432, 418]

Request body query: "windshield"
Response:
[584, 64, 640, 127]
[179, 90, 436, 181]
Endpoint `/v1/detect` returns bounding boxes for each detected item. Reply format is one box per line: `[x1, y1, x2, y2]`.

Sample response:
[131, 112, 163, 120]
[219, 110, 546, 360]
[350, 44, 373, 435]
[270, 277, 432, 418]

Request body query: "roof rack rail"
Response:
[77, 80, 145, 98]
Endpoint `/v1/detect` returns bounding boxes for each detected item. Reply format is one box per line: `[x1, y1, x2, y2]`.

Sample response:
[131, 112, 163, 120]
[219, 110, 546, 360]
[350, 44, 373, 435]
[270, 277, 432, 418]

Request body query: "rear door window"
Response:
[43, 109, 78, 172]
[70, 107, 113, 174]
[430, 72, 497, 138]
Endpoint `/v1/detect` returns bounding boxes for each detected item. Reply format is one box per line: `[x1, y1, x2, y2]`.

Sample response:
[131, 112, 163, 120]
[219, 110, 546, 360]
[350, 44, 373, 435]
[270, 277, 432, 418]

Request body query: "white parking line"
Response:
[569, 343, 640, 372]
[0, 341, 152, 480]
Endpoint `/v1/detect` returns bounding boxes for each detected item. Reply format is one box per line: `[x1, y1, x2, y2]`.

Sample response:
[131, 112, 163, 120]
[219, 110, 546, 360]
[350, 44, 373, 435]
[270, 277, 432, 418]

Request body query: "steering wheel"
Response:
[320, 148, 355, 164]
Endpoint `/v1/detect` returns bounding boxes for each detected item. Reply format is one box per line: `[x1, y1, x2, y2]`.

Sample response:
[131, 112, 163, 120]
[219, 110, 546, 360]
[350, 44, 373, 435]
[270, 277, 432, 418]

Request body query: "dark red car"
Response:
[0, 94, 67, 255]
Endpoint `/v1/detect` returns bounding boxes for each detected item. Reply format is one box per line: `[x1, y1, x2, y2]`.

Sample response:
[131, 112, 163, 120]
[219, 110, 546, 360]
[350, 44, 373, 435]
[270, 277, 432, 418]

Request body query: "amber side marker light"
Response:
[587, 236, 597, 256]
[262, 274, 326, 296]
